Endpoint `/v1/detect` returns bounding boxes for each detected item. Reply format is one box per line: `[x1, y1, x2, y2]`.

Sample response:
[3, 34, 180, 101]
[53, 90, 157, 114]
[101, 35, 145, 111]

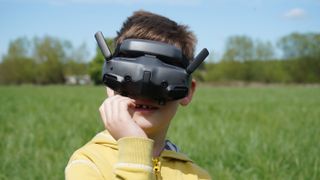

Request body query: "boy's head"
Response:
[106, 10, 197, 135]
[115, 10, 197, 62]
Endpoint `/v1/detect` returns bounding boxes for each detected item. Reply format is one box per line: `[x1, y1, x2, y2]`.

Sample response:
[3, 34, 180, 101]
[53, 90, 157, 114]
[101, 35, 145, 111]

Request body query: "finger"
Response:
[109, 95, 127, 122]
[111, 95, 121, 123]
[118, 98, 129, 119]
[104, 98, 114, 129]
[99, 104, 107, 126]
[121, 97, 135, 116]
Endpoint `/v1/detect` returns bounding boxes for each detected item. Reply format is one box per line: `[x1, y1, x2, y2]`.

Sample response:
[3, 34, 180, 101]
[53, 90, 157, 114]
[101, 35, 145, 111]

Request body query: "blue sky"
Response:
[0, 0, 319, 61]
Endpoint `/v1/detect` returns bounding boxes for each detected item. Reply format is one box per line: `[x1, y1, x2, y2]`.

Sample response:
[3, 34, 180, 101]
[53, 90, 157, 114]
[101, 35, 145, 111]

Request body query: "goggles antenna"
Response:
[186, 48, 209, 74]
[95, 31, 112, 60]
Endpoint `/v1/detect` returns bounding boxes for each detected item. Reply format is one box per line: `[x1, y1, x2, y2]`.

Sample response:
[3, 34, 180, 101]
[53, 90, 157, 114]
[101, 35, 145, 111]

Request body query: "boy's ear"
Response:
[179, 79, 196, 106]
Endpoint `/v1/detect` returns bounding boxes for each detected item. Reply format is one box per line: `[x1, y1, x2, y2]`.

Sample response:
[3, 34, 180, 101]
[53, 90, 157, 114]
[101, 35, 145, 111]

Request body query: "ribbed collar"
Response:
[90, 130, 193, 162]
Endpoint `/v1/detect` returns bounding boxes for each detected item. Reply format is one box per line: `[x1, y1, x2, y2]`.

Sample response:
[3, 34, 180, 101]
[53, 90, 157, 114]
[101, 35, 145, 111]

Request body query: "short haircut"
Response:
[115, 10, 197, 61]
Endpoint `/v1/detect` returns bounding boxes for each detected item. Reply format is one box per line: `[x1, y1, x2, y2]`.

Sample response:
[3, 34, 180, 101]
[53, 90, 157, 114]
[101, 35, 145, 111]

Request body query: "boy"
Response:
[65, 10, 211, 180]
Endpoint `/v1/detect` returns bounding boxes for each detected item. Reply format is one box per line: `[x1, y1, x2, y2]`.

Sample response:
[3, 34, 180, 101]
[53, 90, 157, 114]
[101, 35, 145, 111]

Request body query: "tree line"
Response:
[195, 33, 320, 84]
[0, 32, 319, 85]
[0, 36, 88, 84]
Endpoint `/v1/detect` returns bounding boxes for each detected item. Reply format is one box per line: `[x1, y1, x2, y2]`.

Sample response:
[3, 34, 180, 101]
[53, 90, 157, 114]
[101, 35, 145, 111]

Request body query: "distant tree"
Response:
[89, 38, 115, 85]
[32, 36, 69, 84]
[277, 32, 320, 59]
[63, 61, 88, 76]
[254, 40, 275, 60]
[277, 33, 320, 83]
[0, 37, 36, 84]
[0, 57, 37, 84]
[222, 35, 254, 61]
[222, 35, 275, 61]
[63, 42, 89, 76]
[69, 43, 89, 63]
[6, 37, 32, 58]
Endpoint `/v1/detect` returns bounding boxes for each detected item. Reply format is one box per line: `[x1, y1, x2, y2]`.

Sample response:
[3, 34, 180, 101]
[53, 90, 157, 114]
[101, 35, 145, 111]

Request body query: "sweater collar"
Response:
[91, 130, 193, 162]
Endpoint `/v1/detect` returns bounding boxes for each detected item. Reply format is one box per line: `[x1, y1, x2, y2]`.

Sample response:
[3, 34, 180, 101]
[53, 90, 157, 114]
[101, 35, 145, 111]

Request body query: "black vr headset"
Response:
[95, 31, 209, 105]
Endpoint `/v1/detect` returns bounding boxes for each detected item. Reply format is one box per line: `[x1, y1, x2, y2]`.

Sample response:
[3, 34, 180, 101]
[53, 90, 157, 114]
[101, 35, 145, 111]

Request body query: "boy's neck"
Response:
[148, 129, 168, 157]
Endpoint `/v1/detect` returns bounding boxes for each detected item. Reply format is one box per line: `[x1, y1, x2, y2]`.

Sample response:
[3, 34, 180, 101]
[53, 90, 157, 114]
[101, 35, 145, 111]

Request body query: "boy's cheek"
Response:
[161, 101, 179, 112]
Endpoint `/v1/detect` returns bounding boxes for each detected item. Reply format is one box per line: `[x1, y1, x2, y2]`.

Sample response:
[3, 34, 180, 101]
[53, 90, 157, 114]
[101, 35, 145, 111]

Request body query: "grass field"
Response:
[0, 85, 319, 179]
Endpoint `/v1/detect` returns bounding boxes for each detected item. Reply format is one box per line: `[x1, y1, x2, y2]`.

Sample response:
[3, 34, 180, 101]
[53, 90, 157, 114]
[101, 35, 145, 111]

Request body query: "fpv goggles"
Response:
[95, 31, 209, 104]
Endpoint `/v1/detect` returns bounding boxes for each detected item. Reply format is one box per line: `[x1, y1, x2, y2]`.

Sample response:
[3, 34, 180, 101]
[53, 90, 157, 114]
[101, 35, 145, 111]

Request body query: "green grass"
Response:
[0, 85, 319, 179]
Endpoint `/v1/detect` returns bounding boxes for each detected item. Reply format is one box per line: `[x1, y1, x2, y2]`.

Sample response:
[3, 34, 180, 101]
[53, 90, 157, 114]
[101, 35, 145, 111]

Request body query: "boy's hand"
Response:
[99, 95, 147, 140]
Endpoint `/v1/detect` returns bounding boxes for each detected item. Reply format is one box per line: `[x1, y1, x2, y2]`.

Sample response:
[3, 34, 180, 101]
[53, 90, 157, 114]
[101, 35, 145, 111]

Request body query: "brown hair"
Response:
[115, 10, 197, 61]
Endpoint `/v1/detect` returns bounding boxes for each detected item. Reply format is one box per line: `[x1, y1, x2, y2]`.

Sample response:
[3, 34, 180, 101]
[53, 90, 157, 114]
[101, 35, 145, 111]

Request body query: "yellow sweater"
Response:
[65, 130, 211, 180]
